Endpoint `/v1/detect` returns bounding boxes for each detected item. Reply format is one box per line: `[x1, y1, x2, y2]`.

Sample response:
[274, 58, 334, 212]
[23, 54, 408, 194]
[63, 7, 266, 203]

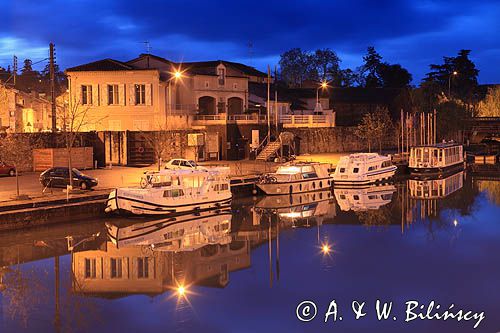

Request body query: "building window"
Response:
[110, 258, 123, 278]
[205, 81, 209, 88]
[81, 85, 92, 105]
[233, 83, 237, 89]
[108, 84, 119, 105]
[218, 68, 225, 85]
[137, 257, 149, 278]
[135, 84, 146, 105]
[84, 258, 96, 279]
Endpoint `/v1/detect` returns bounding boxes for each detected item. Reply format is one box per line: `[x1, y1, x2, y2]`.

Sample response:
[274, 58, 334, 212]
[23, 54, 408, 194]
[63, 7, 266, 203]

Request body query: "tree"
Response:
[57, 96, 102, 190]
[312, 48, 341, 84]
[140, 123, 177, 171]
[0, 133, 37, 198]
[378, 63, 412, 88]
[477, 86, 500, 117]
[21, 59, 33, 74]
[361, 46, 382, 88]
[279, 48, 316, 87]
[424, 49, 479, 102]
[354, 107, 393, 152]
[435, 100, 469, 141]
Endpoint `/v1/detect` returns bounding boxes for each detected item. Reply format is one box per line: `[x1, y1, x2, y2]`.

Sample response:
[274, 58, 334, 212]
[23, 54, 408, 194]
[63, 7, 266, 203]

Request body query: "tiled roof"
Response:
[66, 59, 137, 72]
[182, 60, 267, 77]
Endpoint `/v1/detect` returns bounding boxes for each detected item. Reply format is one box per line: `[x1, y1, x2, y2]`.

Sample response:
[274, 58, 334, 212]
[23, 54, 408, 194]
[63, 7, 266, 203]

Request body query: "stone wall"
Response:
[287, 127, 397, 154]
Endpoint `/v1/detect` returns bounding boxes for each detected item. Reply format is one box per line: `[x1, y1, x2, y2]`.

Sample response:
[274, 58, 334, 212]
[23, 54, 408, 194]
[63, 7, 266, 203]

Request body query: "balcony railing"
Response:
[280, 112, 335, 128]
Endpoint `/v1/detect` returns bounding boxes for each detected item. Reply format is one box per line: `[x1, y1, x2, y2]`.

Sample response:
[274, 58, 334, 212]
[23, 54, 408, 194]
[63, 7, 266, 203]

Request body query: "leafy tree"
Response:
[477, 86, 500, 117]
[435, 100, 469, 141]
[339, 68, 357, 87]
[424, 49, 479, 102]
[313, 48, 341, 84]
[279, 48, 316, 87]
[378, 63, 412, 88]
[21, 59, 33, 74]
[361, 46, 382, 87]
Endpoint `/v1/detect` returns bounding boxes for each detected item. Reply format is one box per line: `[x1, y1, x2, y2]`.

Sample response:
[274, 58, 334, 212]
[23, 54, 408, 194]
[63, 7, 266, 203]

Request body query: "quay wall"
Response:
[0, 200, 106, 231]
[287, 127, 397, 155]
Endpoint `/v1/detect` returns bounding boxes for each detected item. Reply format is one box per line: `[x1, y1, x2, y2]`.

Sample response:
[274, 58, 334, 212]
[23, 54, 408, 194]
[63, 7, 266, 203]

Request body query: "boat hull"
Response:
[333, 166, 397, 186]
[409, 161, 464, 176]
[256, 177, 333, 195]
[105, 188, 232, 216]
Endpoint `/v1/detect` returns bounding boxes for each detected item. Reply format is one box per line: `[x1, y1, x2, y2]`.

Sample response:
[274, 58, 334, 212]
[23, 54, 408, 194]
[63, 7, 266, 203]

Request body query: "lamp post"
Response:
[167, 69, 183, 124]
[448, 71, 457, 98]
[316, 81, 328, 113]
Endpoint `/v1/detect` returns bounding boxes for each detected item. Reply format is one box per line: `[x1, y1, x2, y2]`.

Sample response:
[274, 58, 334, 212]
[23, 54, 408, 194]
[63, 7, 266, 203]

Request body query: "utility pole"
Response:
[267, 65, 271, 140]
[49, 43, 57, 132]
[12, 55, 17, 86]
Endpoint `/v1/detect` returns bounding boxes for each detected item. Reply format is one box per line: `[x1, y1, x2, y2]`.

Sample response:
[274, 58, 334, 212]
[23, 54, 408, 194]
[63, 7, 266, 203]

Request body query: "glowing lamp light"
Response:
[174, 71, 182, 79]
[177, 285, 186, 296]
[453, 71, 458, 75]
[321, 243, 331, 255]
[321, 81, 328, 89]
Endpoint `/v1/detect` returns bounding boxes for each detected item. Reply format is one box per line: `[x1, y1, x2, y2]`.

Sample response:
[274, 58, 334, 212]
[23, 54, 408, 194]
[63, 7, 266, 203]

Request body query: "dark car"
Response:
[0, 162, 16, 177]
[39, 167, 98, 190]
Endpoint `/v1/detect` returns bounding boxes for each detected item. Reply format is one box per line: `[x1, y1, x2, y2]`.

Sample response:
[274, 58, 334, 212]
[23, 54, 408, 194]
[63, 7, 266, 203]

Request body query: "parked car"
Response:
[39, 167, 98, 190]
[164, 159, 207, 171]
[0, 162, 16, 177]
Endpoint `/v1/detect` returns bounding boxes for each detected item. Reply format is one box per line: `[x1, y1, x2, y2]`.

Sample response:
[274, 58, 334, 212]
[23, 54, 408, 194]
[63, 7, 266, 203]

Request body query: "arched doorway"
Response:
[198, 96, 216, 115]
[227, 97, 244, 115]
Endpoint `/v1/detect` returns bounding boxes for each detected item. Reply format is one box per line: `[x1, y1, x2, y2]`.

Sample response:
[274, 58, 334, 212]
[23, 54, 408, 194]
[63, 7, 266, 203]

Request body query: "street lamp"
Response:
[448, 71, 458, 98]
[316, 81, 328, 113]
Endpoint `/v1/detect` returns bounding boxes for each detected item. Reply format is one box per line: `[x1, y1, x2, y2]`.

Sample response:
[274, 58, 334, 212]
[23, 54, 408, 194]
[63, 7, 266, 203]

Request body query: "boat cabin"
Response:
[409, 143, 463, 170]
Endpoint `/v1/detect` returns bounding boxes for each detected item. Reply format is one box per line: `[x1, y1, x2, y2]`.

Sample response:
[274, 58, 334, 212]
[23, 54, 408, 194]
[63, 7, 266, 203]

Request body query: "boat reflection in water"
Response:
[254, 190, 336, 228]
[105, 209, 232, 250]
[408, 170, 464, 199]
[72, 210, 250, 297]
[334, 183, 397, 211]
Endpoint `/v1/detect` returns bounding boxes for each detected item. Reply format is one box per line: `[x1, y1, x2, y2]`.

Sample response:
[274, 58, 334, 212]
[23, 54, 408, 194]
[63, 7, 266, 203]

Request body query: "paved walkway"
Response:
[0, 153, 352, 205]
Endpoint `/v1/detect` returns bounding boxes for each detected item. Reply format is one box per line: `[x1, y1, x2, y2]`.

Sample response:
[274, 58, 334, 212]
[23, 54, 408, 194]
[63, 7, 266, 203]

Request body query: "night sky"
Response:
[1, 0, 499, 83]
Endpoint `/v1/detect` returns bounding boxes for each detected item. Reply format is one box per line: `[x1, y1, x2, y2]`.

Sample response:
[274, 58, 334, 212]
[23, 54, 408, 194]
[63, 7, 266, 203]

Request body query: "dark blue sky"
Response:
[1, 0, 499, 83]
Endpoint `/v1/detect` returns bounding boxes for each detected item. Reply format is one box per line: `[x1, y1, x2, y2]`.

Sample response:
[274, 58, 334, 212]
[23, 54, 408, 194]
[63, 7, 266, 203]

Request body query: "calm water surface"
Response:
[0, 172, 499, 333]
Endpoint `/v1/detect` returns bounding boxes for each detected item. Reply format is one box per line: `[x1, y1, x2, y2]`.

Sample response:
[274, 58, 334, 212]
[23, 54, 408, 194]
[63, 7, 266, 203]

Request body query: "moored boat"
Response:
[332, 153, 397, 185]
[409, 142, 464, 174]
[105, 168, 232, 216]
[408, 170, 464, 199]
[256, 162, 332, 195]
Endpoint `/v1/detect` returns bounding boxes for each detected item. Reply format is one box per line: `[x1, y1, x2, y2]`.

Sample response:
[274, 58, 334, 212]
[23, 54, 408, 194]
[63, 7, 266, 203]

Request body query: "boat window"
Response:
[381, 194, 393, 200]
[214, 183, 229, 191]
[368, 166, 378, 171]
[339, 168, 345, 173]
[353, 195, 359, 200]
[172, 160, 181, 166]
[382, 161, 392, 168]
[353, 168, 359, 173]
[163, 189, 185, 197]
[368, 195, 377, 199]
[302, 172, 318, 179]
[339, 194, 346, 200]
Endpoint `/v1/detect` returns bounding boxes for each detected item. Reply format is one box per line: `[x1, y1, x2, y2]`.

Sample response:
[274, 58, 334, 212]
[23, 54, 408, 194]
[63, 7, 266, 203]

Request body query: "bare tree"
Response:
[354, 107, 393, 153]
[477, 86, 500, 117]
[0, 133, 37, 198]
[57, 96, 104, 190]
[139, 122, 175, 171]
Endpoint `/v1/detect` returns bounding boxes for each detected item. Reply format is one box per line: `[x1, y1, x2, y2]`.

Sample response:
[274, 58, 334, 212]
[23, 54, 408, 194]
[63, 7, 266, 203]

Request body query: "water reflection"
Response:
[0, 169, 498, 332]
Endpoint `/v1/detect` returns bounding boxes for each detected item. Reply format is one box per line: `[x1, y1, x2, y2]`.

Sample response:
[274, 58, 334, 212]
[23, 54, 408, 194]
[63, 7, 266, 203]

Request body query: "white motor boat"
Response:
[334, 184, 396, 211]
[332, 153, 397, 185]
[257, 162, 333, 195]
[105, 168, 232, 216]
[106, 209, 232, 250]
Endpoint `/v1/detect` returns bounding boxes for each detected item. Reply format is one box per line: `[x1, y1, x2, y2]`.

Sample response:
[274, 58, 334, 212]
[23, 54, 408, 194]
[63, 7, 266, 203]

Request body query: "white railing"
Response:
[194, 114, 226, 121]
[280, 112, 335, 127]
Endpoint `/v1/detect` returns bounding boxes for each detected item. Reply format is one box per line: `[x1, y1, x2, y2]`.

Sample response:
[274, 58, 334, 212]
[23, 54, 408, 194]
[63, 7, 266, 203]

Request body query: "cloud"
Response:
[0, 0, 498, 82]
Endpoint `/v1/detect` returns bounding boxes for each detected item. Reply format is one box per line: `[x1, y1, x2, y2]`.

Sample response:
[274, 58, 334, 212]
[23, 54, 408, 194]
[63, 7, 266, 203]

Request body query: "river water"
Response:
[0, 171, 499, 332]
